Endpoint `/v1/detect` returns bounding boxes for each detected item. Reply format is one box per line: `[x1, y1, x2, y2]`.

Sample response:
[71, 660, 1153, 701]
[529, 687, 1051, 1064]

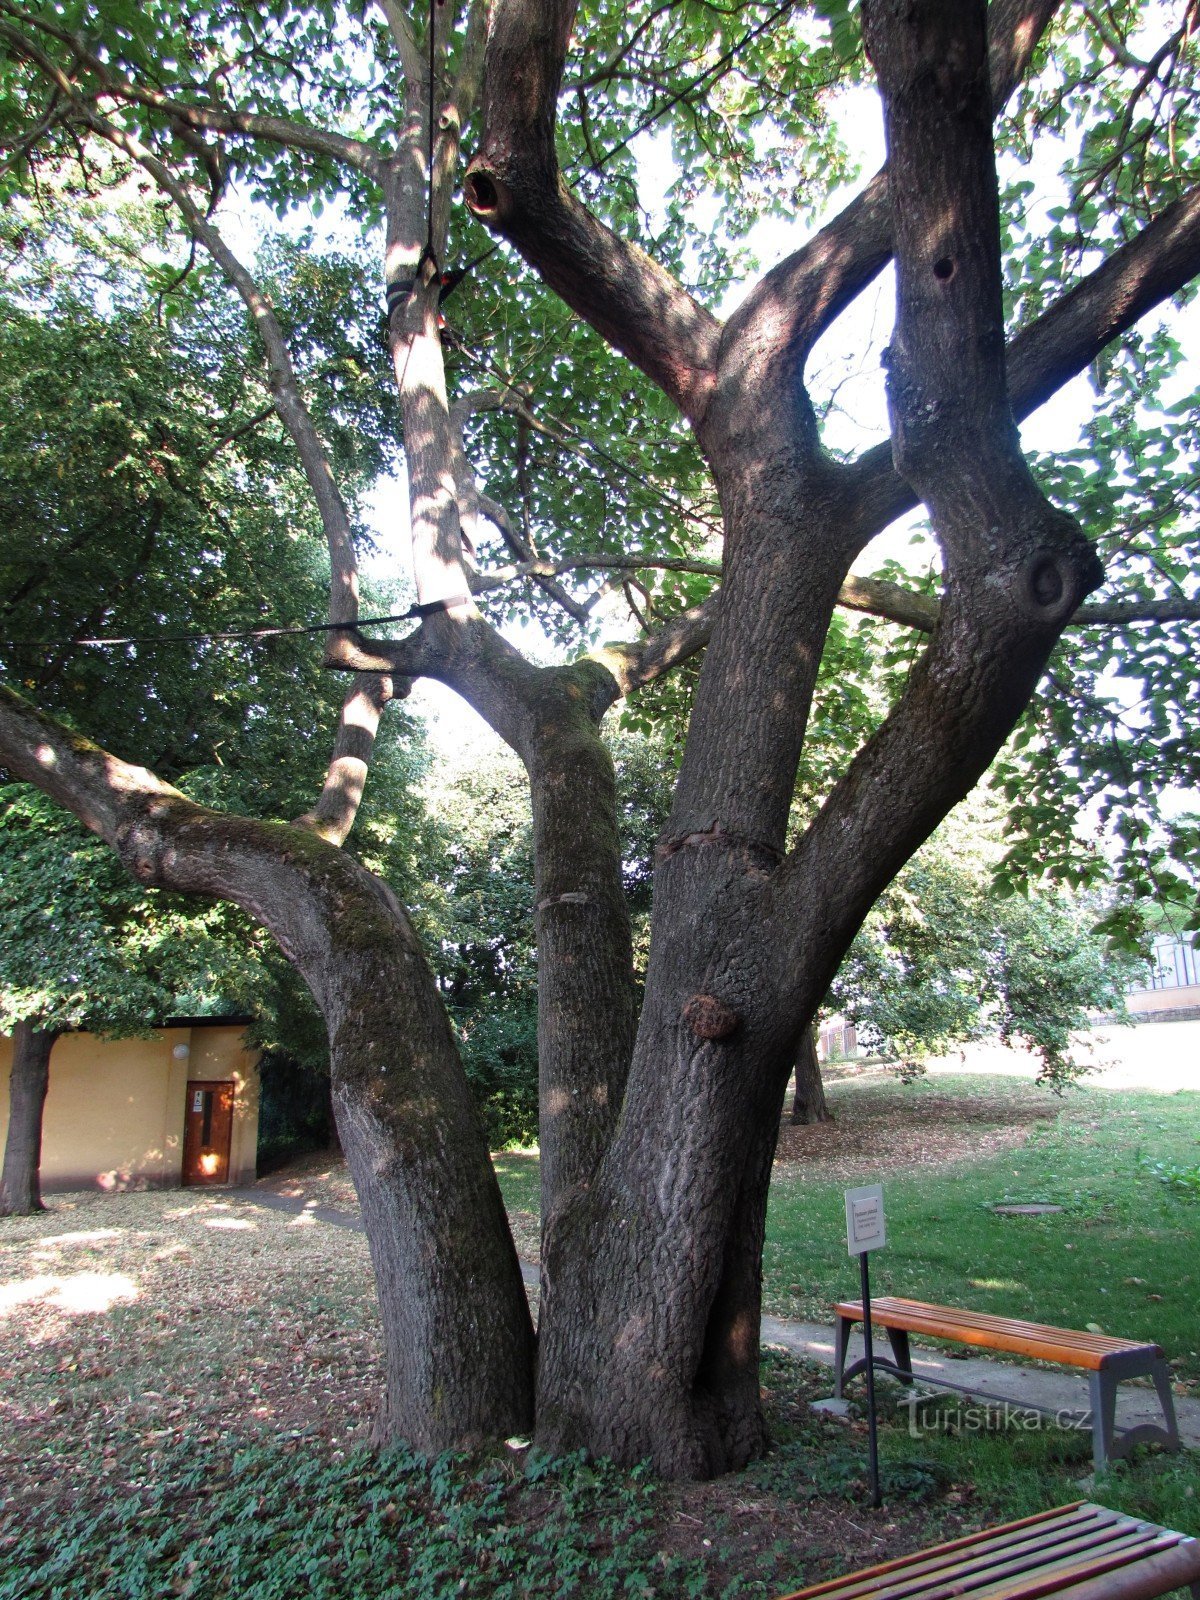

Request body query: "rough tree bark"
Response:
[460, 0, 1108, 1475]
[0, 1022, 59, 1216]
[0, 693, 535, 1449]
[790, 1027, 832, 1126]
[1, 0, 1199, 1478]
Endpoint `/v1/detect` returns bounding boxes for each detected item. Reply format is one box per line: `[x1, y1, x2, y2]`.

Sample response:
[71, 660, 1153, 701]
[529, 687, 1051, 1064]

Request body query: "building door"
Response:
[182, 1080, 234, 1185]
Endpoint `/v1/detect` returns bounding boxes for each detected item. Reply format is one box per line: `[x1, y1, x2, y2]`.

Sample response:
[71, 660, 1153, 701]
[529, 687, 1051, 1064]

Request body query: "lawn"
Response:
[763, 1071, 1200, 1388]
[1, 1066, 1197, 1597]
[491, 1068, 1200, 1391]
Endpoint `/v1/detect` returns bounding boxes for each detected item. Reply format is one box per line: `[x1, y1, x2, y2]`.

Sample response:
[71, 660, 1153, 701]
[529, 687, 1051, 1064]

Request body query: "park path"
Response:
[232, 1187, 1200, 1452]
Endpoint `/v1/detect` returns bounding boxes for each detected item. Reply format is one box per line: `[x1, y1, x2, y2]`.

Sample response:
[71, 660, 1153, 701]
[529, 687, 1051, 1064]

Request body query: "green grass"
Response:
[871, 1392, 1200, 1537]
[491, 1149, 541, 1213]
[491, 1076, 1200, 1386]
[764, 1079, 1200, 1385]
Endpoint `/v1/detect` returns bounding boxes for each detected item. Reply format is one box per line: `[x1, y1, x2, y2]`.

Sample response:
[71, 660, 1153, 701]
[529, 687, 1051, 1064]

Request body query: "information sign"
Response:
[844, 1182, 886, 1255]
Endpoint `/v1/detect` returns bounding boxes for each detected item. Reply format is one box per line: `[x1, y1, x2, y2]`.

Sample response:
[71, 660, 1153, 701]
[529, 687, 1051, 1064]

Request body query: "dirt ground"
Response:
[773, 1065, 1061, 1180]
[257, 1065, 1063, 1231]
[0, 1187, 979, 1597]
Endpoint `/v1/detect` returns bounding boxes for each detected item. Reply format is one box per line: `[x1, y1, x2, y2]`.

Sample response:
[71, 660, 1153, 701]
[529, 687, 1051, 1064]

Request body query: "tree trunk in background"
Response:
[790, 1025, 832, 1124]
[0, 1022, 58, 1216]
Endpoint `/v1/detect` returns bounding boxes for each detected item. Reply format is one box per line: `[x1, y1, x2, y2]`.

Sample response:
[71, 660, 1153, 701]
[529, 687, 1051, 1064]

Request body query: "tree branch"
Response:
[762, 0, 1100, 1013]
[446, 389, 597, 623]
[376, 0, 425, 86]
[450, 0, 491, 131]
[848, 177, 1200, 541]
[0, 1, 384, 179]
[591, 593, 721, 696]
[117, 137, 364, 633]
[463, 0, 720, 421]
[1074, 595, 1200, 625]
[723, 0, 1062, 371]
[294, 674, 398, 846]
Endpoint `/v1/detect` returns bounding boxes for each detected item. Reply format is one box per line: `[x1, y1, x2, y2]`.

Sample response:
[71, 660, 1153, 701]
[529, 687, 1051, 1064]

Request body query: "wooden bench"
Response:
[777, 1501, 1200, 1600]
[834, 1297, 1181, 1472]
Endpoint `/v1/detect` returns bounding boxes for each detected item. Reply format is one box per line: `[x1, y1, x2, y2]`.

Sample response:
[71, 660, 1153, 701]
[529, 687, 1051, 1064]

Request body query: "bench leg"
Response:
[1089, 1370, 1118, 1473]
[887, 1327, 914, 1384]
[1151, 1358, 1182, 1450]
[834, 1314, 852, 1399]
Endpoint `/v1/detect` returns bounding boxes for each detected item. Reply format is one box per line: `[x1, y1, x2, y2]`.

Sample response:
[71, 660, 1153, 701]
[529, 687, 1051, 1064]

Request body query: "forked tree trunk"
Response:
[4, 0, 1190, 1486]
[0, 1022, 59, 1216]
[790, 1025, 832, 1125]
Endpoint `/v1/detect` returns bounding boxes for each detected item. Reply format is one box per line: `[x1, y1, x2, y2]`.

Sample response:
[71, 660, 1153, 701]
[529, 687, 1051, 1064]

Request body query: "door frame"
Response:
[181, 1078, 235, 1186]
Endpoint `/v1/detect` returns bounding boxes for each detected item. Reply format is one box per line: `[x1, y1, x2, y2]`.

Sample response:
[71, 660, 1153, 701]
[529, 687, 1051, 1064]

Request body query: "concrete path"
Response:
[233, 1187, 1199, 1451]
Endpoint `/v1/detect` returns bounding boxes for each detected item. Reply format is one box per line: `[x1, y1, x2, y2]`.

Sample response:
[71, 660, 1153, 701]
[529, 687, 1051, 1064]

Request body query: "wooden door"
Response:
[182, 1080, 234, 1186]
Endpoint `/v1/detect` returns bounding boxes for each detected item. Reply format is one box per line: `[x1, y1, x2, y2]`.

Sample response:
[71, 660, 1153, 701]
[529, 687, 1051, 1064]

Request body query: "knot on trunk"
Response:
[117, 818, 167, 885]
[1016, 541, 1103, 626]
[682, 993, 740, 1040]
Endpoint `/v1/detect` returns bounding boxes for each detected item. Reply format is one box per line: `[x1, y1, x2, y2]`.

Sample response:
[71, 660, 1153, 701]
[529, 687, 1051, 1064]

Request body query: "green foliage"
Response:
[418, 745, 540, 1145]
[0, 785, 264, 1035]
[980, 6, 1200, 926]
[830, 803, 1142, 1087]
[0, 1437, 735, 1600]
[0, 189, 428, 1066]
[1143, 1157, 1200, 1198]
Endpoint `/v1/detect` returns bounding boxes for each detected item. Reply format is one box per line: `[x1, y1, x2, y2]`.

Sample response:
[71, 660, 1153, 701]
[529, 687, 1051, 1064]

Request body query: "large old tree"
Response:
[0, 1, 1197, 1474]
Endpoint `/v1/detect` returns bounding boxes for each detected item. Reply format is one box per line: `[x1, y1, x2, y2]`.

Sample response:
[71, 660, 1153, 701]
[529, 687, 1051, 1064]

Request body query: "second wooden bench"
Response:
[776, 1500, 1200, 1600]
[833, 1296, 1181, 1472]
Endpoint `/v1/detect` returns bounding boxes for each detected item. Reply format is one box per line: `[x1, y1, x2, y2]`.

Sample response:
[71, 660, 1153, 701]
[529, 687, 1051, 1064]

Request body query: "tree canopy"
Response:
[828, 799, 1143, 1084]
[0, 0, 1197, 1476]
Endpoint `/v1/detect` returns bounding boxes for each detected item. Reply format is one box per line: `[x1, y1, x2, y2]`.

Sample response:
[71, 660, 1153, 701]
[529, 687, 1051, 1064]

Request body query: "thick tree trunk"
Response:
[239, 842, 537, 1451]
[535, 858, 804, 1477]
[432, 629, 639, 1226]
[535, 1034, 793, 1474]
[790, 1026, 832, 1125]
[0, 1022, 58, 1216]
[0, 690, 536, 1449]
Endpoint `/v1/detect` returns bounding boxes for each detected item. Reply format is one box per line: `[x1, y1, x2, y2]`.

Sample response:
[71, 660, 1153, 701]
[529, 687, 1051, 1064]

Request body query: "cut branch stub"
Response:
[682, 993, 741, 1041]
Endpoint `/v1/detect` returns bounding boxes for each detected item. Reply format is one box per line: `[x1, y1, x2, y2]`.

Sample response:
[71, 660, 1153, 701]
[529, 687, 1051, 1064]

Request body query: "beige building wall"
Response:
[0, 1022, 259, 1193]
[1126, 984, 1200, 1016]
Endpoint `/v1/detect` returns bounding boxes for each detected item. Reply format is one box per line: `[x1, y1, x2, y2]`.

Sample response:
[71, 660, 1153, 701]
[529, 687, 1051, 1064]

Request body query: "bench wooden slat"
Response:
[834, 1298, 1161, 1370]
[777, 1505, 1200, 1600]
[835, 1298, 1157, 1351]
[779, 1505, 1096, 1599]
[790, 1506, 1140, 1600]
[866, 1529, 1176, 1600]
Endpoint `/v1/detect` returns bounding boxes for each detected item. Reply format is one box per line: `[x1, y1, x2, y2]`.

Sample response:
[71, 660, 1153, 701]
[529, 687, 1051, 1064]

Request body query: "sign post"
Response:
[844, 1183, 886, 1510]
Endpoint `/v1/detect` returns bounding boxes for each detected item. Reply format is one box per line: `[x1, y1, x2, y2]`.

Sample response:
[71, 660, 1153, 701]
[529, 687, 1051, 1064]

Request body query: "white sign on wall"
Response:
[845, 1183, 886, 1255]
